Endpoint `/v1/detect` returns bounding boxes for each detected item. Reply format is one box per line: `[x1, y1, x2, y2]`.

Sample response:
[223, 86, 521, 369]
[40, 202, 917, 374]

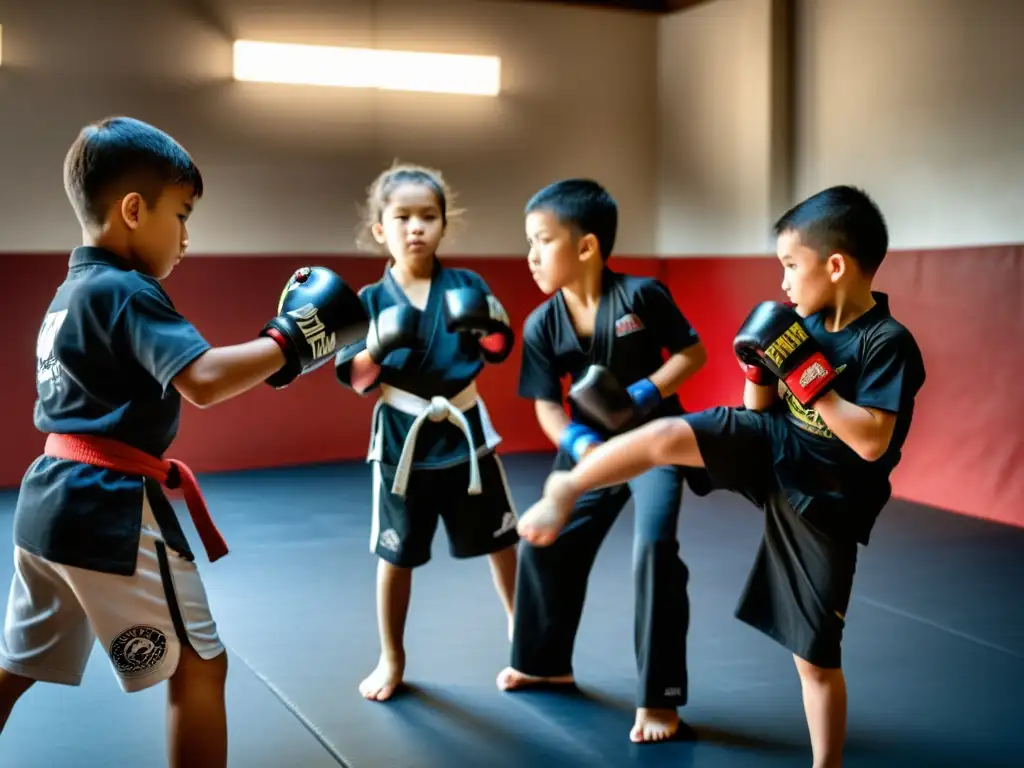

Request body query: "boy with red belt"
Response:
[0, 116, 366, 767]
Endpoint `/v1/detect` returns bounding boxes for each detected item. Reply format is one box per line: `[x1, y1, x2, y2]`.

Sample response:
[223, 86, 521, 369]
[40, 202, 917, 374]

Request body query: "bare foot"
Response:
[517, 472, 579, 547]
[630, 707, 681, 743]
[359, 655, 405, 702]
[496, 666, 575, 691]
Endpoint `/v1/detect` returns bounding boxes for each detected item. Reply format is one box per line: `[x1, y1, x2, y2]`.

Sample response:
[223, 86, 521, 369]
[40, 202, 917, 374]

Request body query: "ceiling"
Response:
[495, 0, 710, 13]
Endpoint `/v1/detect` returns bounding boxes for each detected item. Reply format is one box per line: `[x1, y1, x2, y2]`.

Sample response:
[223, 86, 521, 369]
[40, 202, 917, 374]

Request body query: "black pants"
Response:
[511, 460, 691, 709]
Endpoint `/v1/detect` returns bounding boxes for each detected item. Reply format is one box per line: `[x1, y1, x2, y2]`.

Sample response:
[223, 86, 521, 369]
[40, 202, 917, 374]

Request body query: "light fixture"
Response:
[232, 40, 501, 96]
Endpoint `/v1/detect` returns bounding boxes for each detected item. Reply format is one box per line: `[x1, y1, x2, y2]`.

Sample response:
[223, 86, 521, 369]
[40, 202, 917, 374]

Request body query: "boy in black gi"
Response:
[335, 163, 520, 703]
[498, 179, 709, 743]
[518, 185, 927, 768]
[0, 116, 367, 766]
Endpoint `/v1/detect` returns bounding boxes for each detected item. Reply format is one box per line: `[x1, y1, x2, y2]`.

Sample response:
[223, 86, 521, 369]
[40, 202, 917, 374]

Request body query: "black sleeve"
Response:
[121, 289, 212, 393]
[854, 325, 925, 414]
[637, 279, 701, 354]
[517, 311, 563, 404]
[334, 289, 377, 393]
[464, 271, 511, 314]
[466, 270, 492, 295]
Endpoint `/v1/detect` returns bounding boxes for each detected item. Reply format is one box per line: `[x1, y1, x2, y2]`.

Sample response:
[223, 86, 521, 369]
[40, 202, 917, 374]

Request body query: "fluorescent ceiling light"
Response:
[232, 40, 501, 96]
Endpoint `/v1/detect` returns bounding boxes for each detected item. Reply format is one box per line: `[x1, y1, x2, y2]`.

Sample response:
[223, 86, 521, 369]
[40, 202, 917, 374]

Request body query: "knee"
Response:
[172, 646, 228, 696]
[646, 419, 693, 466]
[793, 654, 841, 685]
[379, 558, 416, 578]
[0, 668, 35, 704]
[632, 535, 677, 560]
[633, 507, 681, 551]
[518, 537, 554, 565]
[490, 543, 518, 560]
[207, 648, 229, 681]
[632, 537, 687, 582]
[633, 505, 683, 557]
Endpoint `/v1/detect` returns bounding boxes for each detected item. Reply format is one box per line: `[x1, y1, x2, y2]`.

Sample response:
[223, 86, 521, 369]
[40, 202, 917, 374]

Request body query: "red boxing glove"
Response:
[479, 333, 508, 355]
[740, 361, 769, 385]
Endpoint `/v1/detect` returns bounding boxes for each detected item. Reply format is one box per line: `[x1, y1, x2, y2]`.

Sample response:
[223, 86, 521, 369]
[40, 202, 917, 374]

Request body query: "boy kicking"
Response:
[517, 185, 927, 768]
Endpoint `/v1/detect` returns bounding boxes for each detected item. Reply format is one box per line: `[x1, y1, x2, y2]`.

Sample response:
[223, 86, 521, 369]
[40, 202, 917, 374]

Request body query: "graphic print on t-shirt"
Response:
[36, 309, 68, 399]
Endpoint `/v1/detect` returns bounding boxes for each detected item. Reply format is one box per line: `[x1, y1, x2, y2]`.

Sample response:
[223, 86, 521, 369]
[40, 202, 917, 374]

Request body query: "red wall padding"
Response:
[660, 247, 1024, 529]
[0, 253, 659, 486]
[1, 248, 1020, 529]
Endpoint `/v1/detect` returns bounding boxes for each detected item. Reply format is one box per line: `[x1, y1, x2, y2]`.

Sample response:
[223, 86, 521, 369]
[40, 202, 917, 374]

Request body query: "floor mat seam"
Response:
[853, 596, 1024, 660]
[230, 647, 356, 767]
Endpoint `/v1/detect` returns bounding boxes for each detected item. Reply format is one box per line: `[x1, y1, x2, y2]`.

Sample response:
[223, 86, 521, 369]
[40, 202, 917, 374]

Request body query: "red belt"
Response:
[44, 433, 229, 563]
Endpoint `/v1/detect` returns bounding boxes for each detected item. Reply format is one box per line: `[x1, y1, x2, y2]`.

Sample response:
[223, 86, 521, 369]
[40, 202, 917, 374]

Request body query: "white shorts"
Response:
[0, 488, 224, 693]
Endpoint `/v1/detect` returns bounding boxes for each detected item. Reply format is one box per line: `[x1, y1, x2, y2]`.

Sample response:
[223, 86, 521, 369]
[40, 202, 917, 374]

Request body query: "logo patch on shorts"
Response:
[109, 626, 168, 677]
[378, 528, 401, 552]
[493, 512, 517, 537]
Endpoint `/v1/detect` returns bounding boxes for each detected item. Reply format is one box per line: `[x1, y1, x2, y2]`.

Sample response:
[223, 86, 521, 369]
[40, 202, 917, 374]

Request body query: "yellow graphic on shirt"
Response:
[780, 363, 847, 438]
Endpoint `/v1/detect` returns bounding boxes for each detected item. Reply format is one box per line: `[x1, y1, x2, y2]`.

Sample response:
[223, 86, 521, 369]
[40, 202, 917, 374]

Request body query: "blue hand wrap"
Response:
[559, 422, 601, 463]
[626, 378, 661, 416]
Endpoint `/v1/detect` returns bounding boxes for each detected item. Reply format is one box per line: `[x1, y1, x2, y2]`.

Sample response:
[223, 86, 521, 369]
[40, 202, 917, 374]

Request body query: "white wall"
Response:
[0, 0, 658, 255]
[2, 0, 1022, 257]
[656, 0, 786, 256]
[795, 0, 1024, 250]
[656, 0, 1024, 255]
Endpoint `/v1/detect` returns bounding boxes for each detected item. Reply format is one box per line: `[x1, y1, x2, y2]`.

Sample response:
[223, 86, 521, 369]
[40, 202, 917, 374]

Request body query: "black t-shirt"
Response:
[335, 260, 502, 469]
[518, 268, 701, 437]
[14, 247, 212, 575]
[769, 291, 927, 543]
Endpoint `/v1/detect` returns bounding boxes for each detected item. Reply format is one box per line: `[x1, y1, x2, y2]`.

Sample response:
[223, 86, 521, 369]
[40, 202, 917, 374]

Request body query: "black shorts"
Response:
[683, 407, 858, 669]
[370, 452, 519, 568]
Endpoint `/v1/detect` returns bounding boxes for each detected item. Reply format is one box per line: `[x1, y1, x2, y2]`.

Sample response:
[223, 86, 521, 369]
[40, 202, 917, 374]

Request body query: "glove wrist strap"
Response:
[263, 327, 289, 353]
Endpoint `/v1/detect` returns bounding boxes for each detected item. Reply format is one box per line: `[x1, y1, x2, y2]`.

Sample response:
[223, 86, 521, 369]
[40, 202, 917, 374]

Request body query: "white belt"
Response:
[378, 383, 483, 499]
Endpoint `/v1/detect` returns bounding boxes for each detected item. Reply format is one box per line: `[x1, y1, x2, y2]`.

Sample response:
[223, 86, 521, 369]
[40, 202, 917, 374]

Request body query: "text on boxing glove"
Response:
[285, 303, 337, 360]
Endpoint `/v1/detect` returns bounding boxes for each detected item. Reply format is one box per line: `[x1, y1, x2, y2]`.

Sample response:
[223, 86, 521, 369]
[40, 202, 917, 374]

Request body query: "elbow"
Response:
[690, 342, 708, 371]
[179, 381, 219, 409]
[855, 438, 890, 463]
[646, 418, 692, 465]
[173, 356, 222, 409]
[854, 421, 896, 462]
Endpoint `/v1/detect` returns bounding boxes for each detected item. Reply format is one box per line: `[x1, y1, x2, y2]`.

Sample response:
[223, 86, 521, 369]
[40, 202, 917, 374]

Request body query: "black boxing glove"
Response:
[261, 266, 369, 388]
[443, 287, 515, 364]
[567, 365, 662, 433]
[366, 304, 423, 364]
[734, 301, 837, 406]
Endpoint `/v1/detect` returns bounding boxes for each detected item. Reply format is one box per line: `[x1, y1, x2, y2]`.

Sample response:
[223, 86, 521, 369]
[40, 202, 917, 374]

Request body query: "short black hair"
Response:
[773, 185, 889, 274]
[525, 178, 618, 260]
[63, 116, 204, 230]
